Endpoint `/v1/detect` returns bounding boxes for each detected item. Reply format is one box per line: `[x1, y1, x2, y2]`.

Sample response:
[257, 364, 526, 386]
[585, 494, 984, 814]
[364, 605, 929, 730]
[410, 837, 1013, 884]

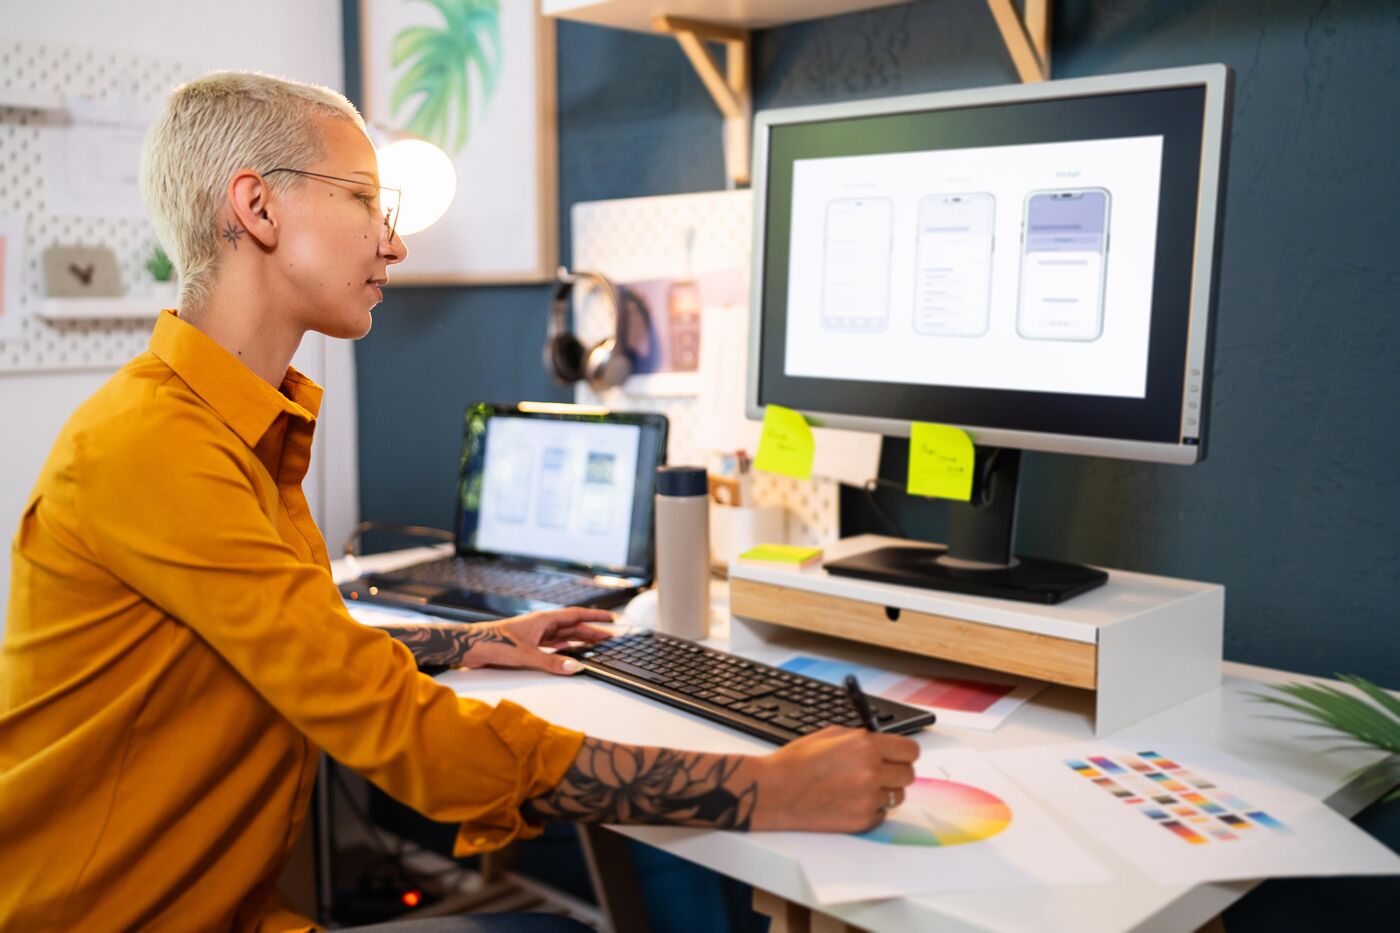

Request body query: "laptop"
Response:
[341, 402, 668, 622]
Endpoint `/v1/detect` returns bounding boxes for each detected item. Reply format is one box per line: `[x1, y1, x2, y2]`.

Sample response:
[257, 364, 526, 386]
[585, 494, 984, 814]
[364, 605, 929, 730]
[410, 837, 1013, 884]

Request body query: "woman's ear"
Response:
[224, 170, 278, 250]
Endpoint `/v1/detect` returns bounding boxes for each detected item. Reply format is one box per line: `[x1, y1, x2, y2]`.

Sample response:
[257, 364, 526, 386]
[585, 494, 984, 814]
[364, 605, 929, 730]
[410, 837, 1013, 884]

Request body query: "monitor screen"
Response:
[750, 66, 1232, 464]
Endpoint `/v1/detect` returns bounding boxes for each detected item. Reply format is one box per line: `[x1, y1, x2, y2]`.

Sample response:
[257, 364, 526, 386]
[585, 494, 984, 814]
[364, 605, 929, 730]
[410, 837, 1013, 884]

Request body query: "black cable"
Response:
[342, 521, 455, 558]
[862, 479, 908, 538]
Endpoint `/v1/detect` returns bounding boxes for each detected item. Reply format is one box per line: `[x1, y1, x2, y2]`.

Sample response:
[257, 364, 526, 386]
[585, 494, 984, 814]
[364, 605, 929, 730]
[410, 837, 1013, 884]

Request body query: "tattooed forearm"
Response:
[523, 738, 757, 830]
[378, 622, 514, 667]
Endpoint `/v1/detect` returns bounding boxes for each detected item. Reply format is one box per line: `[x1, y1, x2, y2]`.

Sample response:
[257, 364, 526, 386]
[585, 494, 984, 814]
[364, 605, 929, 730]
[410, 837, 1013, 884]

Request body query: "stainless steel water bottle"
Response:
[654, 465, 710, 639]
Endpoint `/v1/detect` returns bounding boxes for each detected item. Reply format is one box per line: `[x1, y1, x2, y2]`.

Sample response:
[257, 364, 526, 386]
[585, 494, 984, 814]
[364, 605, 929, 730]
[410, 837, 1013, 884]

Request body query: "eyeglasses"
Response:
[263, 167, 403, 242]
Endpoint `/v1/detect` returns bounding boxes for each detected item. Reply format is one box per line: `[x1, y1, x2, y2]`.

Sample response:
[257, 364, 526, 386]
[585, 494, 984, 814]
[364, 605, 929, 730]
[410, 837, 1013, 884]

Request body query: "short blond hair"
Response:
[140, 71, 365, 311]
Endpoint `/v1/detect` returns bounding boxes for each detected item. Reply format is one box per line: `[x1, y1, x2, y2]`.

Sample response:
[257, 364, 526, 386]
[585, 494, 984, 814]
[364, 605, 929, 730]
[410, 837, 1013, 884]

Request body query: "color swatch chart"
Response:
[779, 655, 1012, 712]
[860, 777, 1012, 848]
[1064, 750, 1291, 845]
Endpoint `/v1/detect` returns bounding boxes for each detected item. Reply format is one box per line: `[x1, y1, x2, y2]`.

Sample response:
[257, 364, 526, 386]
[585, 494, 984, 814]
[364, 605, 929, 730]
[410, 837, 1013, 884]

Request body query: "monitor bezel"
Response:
[746, 64, 1232, 465]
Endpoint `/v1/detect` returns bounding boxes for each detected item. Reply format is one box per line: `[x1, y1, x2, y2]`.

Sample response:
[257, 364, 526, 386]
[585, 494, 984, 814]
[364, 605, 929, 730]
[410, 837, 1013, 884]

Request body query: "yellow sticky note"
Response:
[907, 422, 974, 501]
[754, 404, 815, 480]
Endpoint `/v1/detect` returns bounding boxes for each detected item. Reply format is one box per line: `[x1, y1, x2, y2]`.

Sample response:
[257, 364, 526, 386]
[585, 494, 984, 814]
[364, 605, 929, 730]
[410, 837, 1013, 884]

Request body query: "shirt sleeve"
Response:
[72, 405, 583, 853]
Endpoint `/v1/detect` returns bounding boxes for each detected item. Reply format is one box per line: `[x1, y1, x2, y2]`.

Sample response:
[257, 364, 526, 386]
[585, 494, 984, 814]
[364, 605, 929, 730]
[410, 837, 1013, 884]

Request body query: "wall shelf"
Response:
[0, 87, 65, 111]
[541, 0, 909, 33]
[38, 297, 162, 321]
[543, 0, 1052, 187]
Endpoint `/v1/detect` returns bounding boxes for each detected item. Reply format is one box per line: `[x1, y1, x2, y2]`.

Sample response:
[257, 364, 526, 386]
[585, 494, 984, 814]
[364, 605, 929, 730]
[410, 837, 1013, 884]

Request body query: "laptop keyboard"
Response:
[389, 556, 614, 606]
[557, 630, 937, 745]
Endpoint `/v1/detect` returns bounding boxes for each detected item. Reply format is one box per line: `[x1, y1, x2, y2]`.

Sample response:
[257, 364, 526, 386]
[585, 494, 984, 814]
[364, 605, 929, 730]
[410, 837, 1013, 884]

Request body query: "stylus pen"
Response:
[844, 674, 882, 733]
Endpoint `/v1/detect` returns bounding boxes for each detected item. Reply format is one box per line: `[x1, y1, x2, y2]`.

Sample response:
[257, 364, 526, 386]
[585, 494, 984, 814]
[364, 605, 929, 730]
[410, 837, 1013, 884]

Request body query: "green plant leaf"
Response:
[391, 0, 502, 155]
[1251, 678, 1400, 806]
[1340, 674, 1400, 720]
[1253, 683, 1400, 752]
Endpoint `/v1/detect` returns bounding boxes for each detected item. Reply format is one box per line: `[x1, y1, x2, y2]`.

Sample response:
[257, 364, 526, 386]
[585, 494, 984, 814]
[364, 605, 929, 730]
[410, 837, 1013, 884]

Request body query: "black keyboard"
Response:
[557, 630, 936, 745]
[375, 556, 613, 605]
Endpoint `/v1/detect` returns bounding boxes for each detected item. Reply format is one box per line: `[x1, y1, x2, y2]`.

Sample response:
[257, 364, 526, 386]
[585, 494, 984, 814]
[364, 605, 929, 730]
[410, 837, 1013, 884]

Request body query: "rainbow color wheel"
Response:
[859, 778, 1013, 847]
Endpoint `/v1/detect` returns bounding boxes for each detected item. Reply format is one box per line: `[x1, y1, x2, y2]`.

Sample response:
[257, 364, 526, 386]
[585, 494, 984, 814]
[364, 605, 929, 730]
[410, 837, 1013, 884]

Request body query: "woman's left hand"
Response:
[457, 607, 616, 674]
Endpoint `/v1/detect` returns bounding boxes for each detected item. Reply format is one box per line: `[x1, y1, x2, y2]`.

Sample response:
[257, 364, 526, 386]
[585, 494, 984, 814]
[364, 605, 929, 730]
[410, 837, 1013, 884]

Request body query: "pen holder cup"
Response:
[710, 504, 787, 570]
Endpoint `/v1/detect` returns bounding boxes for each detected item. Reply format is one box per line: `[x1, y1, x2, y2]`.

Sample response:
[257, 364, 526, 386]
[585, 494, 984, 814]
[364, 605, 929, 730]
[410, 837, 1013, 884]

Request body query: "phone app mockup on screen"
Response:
[821, 197, 894, 332]
[914, 193, 997, 337]
[1017, 189, 1112, 342]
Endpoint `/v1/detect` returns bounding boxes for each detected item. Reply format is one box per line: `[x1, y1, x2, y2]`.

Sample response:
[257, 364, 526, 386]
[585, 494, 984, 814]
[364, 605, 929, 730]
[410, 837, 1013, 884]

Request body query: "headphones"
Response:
[545, 267, 647, 390]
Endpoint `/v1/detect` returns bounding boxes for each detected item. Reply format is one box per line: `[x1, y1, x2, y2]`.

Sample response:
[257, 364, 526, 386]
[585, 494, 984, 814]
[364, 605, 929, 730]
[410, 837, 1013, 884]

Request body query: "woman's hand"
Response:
[378, 607, 614, 671]
[749, 726, 920, 833]
[461, 608, 616, 674]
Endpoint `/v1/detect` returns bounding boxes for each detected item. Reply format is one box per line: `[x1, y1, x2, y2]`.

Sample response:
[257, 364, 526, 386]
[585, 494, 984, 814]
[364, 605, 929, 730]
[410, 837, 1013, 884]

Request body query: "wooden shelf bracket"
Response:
[987, 0, 1052, 83]
[652, 15, 752, 186]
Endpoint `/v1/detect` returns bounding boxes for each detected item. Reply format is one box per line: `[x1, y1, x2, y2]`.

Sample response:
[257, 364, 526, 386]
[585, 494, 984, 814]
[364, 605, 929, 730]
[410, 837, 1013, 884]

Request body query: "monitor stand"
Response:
[824, 447, 1108, 604]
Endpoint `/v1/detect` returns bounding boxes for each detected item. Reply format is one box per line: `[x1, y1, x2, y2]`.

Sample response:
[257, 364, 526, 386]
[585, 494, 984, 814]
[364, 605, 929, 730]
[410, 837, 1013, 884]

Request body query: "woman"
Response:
[0, 72, 918, 932]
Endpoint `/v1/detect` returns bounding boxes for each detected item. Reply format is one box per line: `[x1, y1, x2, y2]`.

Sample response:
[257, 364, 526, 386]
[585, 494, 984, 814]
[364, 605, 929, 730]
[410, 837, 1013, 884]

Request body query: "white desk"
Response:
[335, 548, 1398, 933]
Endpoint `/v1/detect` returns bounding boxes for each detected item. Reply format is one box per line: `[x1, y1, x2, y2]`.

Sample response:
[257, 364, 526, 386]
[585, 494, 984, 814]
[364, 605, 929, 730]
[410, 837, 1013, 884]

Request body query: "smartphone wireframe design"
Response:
[1016, 188, 1112, 341]
[913, 193, 997, 336]
[820, 197, 894, 333]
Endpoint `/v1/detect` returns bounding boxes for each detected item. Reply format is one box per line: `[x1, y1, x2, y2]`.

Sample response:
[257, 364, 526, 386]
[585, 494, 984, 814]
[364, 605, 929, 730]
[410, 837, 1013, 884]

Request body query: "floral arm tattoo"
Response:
[523, 738, 757, 830]
[376, 621, 514, 667]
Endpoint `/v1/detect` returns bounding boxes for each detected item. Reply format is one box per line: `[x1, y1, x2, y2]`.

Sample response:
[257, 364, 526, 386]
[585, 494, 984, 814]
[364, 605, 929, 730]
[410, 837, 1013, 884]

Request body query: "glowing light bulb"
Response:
[375, 138, 456, 236]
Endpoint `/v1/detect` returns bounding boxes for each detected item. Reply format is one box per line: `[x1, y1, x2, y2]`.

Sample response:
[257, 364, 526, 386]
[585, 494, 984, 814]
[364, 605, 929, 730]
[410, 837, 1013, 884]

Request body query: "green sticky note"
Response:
[907, 422, 975, 501]
[754, 404, 815, 480]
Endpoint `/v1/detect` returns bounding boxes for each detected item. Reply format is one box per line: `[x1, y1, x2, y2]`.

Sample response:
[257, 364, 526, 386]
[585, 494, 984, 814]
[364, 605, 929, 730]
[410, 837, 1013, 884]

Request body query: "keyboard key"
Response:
[602, 659, 667, 684]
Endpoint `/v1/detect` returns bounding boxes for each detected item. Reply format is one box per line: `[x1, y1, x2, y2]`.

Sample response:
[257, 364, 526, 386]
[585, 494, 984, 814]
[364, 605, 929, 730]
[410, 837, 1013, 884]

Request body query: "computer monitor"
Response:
[747, 65, 1233, 604]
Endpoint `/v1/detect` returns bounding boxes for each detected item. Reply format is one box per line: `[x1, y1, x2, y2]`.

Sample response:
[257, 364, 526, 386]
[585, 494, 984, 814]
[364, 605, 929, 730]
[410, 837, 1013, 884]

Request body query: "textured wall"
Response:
[758, 0, 1400, 686]
[348, 15, 723, 545]
[355, 0, 1399, 683]
[347, 0, 1398, 926]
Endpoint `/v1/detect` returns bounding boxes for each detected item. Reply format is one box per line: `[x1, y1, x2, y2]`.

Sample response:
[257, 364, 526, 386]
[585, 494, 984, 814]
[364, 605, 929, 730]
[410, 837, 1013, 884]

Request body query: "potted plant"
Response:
[146, 244, 177, 305]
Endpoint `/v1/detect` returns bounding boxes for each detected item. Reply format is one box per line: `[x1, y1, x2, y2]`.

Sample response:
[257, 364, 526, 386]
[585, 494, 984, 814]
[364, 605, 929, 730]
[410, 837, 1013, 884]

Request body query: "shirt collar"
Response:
[148, 309, 323, 448]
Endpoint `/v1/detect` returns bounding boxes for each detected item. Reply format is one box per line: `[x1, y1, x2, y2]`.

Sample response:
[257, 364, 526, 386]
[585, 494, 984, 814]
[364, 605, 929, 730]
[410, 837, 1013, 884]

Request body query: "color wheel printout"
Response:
[989, 742, 1400, 886]
[749, 749, 1112, 904]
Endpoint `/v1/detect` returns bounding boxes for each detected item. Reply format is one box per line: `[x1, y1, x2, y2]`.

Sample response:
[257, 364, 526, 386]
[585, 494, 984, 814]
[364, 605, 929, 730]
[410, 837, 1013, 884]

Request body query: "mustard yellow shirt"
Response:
[1, 310, 584, 931]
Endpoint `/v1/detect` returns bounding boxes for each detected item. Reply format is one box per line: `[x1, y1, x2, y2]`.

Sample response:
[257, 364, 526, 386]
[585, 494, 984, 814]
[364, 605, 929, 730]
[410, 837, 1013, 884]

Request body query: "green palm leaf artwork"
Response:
[390, 0, 502, 156]
[1251, 675, 1400, 803]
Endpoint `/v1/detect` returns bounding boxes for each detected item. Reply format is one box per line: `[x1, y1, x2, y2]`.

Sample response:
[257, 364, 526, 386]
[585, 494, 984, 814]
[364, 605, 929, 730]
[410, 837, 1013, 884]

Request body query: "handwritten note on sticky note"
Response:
[754, 405, 815, 480]
[907, 422, 974, 501]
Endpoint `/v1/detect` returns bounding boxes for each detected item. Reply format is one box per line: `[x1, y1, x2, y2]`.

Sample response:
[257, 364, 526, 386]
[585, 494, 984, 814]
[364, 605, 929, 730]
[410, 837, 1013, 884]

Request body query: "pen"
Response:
[844, 674, 882, 732]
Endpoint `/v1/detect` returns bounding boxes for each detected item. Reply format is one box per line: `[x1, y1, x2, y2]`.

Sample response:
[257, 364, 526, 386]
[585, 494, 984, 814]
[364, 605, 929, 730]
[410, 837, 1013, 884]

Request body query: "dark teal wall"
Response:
[351, 0, 1400, 684]
[344, 0, 1398, 926]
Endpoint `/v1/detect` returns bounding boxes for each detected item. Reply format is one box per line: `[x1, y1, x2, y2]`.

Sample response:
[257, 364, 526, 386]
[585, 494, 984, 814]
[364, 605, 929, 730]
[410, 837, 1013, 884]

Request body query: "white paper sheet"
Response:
[988, 741, 1400, 886]
[45, 96, 156, 219]
[0, 214, 28, 342]
[776, 651, 1042, 732]
[695, 303, 882, 488]
[748, 748, 1112, 904]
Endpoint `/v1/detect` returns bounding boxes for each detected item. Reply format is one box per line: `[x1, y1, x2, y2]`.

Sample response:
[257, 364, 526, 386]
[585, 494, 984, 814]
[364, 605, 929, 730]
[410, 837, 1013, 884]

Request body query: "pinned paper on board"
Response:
[989, 742, 1400, 886]
[749, 748, 1112, 904]
[907, 422, 974, 501]
[754, 404, 815, 480]
[695, 304, 881, 486]
[0, 215, 28, 342]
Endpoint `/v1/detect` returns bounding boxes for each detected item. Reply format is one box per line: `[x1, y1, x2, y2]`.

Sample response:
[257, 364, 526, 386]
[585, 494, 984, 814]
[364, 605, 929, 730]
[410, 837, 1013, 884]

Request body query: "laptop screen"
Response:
[455, 404, 668, 577]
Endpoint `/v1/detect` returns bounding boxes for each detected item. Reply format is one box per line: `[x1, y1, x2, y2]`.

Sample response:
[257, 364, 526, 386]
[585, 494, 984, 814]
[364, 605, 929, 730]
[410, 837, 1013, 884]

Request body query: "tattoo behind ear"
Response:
[221, 221, 245, 250]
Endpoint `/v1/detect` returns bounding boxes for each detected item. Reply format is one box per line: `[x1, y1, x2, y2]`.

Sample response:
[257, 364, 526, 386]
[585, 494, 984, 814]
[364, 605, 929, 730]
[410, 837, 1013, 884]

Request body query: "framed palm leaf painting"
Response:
[361, 0, 557, 283]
